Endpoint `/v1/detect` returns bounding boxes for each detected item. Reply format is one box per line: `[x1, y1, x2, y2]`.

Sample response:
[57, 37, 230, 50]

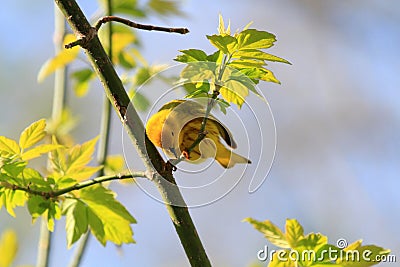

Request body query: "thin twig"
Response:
[68, 231, 90, 267]
[0, 172, 147, 199]
[37, 5, 68, 266]
[65, 16, 189, 49]
[37, 218, 52, 267]
[95, 16, 189, 34]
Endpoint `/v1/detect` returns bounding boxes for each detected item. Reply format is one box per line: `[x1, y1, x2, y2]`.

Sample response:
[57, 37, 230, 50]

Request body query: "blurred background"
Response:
[0, 0, 399, 266]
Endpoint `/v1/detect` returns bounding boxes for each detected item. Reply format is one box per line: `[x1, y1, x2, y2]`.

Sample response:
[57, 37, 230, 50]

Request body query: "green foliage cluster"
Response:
[245, 218, 390, 267]
[175, 15, 291, 109]
[0, 120, 135, 247]
[2, 1, 188, 261]
[38, 0, 183, 110]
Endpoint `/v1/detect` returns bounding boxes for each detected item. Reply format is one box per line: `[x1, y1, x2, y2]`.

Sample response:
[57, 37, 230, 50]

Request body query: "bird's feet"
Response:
[163, 160, 177, 173]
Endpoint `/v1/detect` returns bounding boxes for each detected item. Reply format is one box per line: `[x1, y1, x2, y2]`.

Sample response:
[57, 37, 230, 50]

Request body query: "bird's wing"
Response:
[160, 99, 238, 149]
[208, 117, 237, 149]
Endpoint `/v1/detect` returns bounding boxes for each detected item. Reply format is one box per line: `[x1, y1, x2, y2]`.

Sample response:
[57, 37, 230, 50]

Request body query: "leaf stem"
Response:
[52, 5, 67, 122]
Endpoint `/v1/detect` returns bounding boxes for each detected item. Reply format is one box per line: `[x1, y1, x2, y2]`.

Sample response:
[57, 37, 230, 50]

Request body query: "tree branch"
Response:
[94, 16, 189, 34]
[53, 1, 211, 266]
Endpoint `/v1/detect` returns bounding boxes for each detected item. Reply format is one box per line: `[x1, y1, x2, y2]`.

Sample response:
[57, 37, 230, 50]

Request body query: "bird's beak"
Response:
[169, 147, 178, 158]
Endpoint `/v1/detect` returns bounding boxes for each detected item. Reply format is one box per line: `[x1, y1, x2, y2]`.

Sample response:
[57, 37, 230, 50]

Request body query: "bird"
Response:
[145, 99, 251, 168]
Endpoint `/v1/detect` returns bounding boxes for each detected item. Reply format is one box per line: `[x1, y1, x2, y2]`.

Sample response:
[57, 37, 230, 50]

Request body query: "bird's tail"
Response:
[216, 146, 251, 169]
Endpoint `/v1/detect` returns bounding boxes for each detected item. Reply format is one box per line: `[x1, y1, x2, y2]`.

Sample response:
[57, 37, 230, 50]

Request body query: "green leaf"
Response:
[21, 168, 50, 189]
[0, 136, 20, 158]
[220, 79, 249, 108]
[217, 14, 231, 36]
[0, 229, 18, 267]
[258, 67, 280, 84]
[183, 81, 210, 99]
[207, 34, 237, 54]
[242, 21, 254, 32]
[67, 137, 99, 173]
[56, 177, 77, 189]
[46, 108, 78, 145]
[37, 34, 79, 82]
[244, 218, 289, 248]
[1, 188, 27, 217]
[80, 185, 136, 246]
[1, 161, 27, 178]
[19, 119, 47, 150]
[104, 0, 146, 17]
[185, 88, 208, 99]
[132, 91, 151, 112]
[238, 67, 281, 84]
[234, 49, 291, 64]
[46, 202, 62, 232]
[236, 29, 276, 50]
[27, 196, 49, 219]
[337, 244, 391, 267]
[147, 0, 184, 17]
[298, 232, 328, 251]
[71, 69, 95, 97]
[180, 62, 217, 82]
[228, 59, 266, 69]
[132, 64, 167, 87]
[49, 138, 67, 175]
[118, 51, 137, 69]
[87, 207, 105, 243]
[216, 98, 230, 115]
[104, 155, 126, 175]
[63, 199, 88, 248]
[21, 144, 63, 161]
[174, 49, 208, 63]
[223, 66, 263, 99]
[111, 32, 136, 60]
[207, 50, 224, 64]
[65, 166, 103, 181]
[133, 67, 152, 86]
[343, 239, 363, 251]
[285, 219, 304, 248]
[27, 196, 60, 231]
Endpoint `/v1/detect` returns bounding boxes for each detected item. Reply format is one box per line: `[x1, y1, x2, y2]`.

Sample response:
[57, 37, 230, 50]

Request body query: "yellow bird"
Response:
[145, 99, 251, 168]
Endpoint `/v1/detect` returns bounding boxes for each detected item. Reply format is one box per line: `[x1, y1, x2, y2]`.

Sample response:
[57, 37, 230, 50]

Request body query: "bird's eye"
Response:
[171, 131, 174, 136]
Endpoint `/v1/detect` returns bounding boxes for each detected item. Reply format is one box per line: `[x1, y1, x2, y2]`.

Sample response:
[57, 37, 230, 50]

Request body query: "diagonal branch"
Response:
[54, 0, 211, 266]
